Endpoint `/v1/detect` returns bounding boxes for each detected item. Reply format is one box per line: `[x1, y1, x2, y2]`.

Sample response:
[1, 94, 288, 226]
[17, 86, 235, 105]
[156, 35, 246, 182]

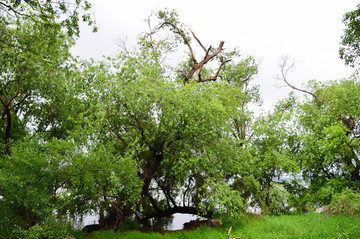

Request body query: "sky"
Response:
[71, 0, 359, 111]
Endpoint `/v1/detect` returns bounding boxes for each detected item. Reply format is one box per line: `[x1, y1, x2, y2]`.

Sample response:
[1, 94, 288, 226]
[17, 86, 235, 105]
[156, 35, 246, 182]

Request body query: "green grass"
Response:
[86, 213, 360, 239]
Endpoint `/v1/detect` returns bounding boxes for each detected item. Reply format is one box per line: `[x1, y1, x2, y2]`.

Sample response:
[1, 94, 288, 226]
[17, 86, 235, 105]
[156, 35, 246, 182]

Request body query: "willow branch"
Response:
[0, 2, 39, 22]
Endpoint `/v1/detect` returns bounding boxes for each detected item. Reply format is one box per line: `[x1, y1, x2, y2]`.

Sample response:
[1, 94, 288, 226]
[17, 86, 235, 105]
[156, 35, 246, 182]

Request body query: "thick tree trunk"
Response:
[5, 108, 11, 143]
[2, 107, 12, 154]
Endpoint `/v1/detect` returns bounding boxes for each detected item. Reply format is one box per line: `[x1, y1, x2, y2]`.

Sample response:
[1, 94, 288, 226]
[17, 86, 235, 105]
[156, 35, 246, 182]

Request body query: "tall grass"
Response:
[87, 213, 360, 239]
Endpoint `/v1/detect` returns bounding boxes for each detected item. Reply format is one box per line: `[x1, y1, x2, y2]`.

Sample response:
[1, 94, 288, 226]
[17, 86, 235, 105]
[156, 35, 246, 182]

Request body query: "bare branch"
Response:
[276, 56, 325, 105]
[177, 69, 187, 78]
[189, 28, 207, 52]
[196, 57, 231, 83]
[276, 56, 360, 134]
[154, 21, 197, 65]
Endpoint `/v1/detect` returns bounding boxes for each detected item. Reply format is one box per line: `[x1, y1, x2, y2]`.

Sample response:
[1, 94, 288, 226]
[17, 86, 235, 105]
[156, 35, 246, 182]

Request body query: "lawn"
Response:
[83, 213, 360, 239]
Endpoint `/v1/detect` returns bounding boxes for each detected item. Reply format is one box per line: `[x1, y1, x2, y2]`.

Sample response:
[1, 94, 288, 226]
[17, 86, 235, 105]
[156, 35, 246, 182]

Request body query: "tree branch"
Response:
[189, 28, 206, 52]
[154, 21, 197, 65]
[154, 20, 229, 84]
[196, 57, 231, 83]
[277, 57, 324, 105]
[9, 93, 30, 111]
[0, 2, 40, 22]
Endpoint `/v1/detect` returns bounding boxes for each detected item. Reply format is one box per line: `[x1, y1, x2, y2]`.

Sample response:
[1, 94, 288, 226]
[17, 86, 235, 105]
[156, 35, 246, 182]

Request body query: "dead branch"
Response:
[184, 39, 228, 84]
[196, 57, 231, 83]
[189, 28, 206, 52]
[155, 20, 230, 84]
[154, 21, 196, 65]
[277, 56, 359, 136]
[227, 227, 232, 239]
[276, 56, 324, 105]
[227, 227, 242, 239]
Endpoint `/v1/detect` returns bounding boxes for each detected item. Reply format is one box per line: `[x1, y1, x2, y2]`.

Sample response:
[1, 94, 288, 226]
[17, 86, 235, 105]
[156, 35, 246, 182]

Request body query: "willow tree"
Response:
[0, 2, 109, 237]
[277, 56, 360, 209]
[77, 10, 260, 230]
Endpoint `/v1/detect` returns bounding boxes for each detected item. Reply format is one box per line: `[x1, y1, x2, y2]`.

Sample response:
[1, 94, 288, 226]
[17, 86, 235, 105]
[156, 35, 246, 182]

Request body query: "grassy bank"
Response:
[85, 213, 360, 239]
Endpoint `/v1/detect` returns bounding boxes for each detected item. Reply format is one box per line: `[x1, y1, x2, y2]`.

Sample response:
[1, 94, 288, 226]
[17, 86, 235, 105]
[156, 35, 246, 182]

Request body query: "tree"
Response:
[0, 19, 141, 235]
[75, 10, 261, 229]
[278, 56, 360, 208]
[0, 0, 96, 36]
[0, 3, 108, 237]
[230, 94, 300, 214]
[340, 3, 360, 68]
[0, 14, 73, 152]
[297, 78, 360, 186]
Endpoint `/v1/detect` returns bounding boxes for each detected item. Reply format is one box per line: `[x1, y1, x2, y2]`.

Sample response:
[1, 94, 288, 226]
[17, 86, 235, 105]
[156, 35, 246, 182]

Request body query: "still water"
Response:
[81, 213, 200, 231]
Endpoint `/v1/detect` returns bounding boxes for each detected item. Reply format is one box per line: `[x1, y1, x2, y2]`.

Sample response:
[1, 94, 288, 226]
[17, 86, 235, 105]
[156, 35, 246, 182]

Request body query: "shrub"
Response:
[15, 217, 72, 239]
[326, 188, 360, 216]
[268, 183, 290, 215]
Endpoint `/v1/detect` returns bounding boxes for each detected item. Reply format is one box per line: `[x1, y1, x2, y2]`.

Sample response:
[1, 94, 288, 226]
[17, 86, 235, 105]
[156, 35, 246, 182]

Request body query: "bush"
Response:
[326, 188, 360, 216]
[14, 217, 73, 239]
[268, 183, 290, 215]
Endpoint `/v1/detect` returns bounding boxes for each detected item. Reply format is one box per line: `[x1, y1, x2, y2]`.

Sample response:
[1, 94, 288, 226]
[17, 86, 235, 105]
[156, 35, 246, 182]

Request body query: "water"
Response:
[165, 213, 199, 231]
[80, 212, 200, 231]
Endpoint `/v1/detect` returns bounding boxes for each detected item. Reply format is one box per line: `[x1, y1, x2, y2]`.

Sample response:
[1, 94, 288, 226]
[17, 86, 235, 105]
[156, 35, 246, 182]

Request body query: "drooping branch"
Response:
[155, 177, 177, 208]
[0, 2, 39, 22]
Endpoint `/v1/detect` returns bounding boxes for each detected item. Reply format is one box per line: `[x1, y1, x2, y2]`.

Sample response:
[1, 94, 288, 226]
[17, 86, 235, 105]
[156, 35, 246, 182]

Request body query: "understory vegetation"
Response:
[1, 1, 360, 238]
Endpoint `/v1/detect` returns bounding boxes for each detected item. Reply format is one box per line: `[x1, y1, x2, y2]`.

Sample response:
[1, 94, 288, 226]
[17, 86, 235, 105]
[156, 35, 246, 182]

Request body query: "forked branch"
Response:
[156, 20, 230, 84]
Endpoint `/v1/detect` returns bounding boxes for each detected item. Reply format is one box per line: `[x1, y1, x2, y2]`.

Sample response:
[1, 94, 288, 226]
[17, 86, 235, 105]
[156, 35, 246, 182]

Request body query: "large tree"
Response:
[278, 57, 360, 208]
[0, 2, 109, 237]
[0, 13, 73, 152]
[75, 10, 261, 230]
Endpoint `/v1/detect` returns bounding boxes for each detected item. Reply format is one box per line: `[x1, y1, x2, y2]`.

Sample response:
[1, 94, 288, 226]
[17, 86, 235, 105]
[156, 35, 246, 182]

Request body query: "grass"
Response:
[85, 213, 360, 239]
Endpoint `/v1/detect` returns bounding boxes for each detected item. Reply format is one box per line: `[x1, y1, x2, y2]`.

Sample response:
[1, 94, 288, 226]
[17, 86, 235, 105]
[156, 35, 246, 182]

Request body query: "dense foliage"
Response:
[340, 3, 360, 67]
[0, 0, 96, 36]
[1, 2, 360, 238]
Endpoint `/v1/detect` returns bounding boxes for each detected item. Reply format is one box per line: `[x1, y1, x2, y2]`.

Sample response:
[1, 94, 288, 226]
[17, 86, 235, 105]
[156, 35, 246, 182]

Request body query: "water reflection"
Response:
[81, 212, 202, 232]
[141, 213, 200, 232]
[166, 213, 199, 231]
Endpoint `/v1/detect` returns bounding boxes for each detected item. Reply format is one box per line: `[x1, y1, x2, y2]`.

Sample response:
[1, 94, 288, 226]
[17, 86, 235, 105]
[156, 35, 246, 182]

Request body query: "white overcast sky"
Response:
[71, 0, 358, 111]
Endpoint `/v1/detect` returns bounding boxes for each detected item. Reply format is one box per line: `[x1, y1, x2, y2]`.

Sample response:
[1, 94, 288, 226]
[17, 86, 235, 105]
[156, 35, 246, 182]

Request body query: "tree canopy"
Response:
[340, 3, 360, 68]
[0, 0, 96, 36]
